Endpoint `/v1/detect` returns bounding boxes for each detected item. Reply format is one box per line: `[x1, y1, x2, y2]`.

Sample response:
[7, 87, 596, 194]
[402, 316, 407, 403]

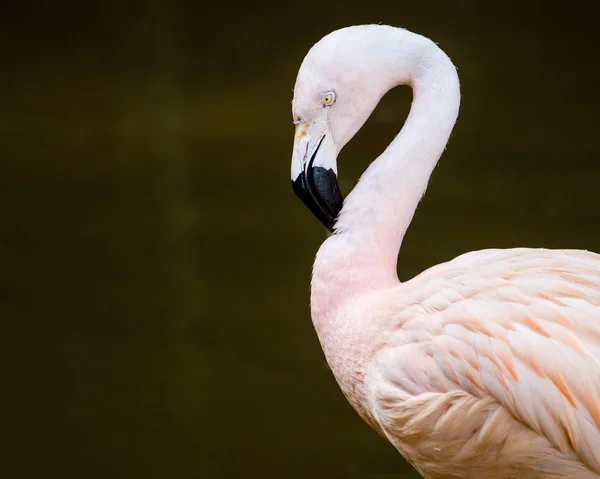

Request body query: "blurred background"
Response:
[2, 1, 600, 478]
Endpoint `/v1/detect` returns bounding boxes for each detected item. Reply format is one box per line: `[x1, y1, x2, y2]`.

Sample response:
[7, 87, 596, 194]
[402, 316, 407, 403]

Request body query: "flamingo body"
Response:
[317, 247, 600, 478]
[290, 25, 600, 478]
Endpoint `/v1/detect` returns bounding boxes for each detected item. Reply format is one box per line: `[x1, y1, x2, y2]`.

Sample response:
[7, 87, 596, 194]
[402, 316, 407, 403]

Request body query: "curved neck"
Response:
[339, 44, 460, 266]
[312, 35, 460, 321]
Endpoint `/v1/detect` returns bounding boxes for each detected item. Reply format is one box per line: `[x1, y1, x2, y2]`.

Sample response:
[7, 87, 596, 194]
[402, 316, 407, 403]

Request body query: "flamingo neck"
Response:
[311, 35, 460, 340]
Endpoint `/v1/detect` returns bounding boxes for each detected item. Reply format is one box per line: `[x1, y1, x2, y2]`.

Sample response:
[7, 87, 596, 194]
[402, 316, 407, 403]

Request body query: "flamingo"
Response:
[290, 24, 600, 478]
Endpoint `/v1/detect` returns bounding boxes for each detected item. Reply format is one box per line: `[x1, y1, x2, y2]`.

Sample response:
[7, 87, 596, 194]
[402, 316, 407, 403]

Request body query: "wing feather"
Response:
[369, 248, 600, 477]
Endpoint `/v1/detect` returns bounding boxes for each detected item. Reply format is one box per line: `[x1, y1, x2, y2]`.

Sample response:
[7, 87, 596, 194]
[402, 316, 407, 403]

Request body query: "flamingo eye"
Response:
[321, 92, 336, 106]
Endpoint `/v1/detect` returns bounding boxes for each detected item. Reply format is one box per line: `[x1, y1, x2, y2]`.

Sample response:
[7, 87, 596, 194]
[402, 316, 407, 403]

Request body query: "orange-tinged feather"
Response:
[547, 368, 577, 408]
[499, 349, 519, 382]
[537, 292, 567, 307]
[522, 315, 551, 337]
[523, 351, 546, 378]
[559, 331, 587, 357]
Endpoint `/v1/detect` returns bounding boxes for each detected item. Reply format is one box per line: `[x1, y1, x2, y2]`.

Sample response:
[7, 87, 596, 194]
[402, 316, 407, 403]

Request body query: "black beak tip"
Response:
[292, 166, 343, 232]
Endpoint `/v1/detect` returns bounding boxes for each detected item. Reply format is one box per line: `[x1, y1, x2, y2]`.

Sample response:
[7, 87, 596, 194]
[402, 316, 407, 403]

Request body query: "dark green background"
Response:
[2, 1, 600, 478]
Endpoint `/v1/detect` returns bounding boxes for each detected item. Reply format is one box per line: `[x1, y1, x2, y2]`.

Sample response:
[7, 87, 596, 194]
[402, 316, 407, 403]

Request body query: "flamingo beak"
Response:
[291, 125, 344, 231]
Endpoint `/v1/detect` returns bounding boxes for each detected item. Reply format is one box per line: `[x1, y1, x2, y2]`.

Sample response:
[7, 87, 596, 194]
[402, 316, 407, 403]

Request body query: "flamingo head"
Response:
[290, 25, 407, 231]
